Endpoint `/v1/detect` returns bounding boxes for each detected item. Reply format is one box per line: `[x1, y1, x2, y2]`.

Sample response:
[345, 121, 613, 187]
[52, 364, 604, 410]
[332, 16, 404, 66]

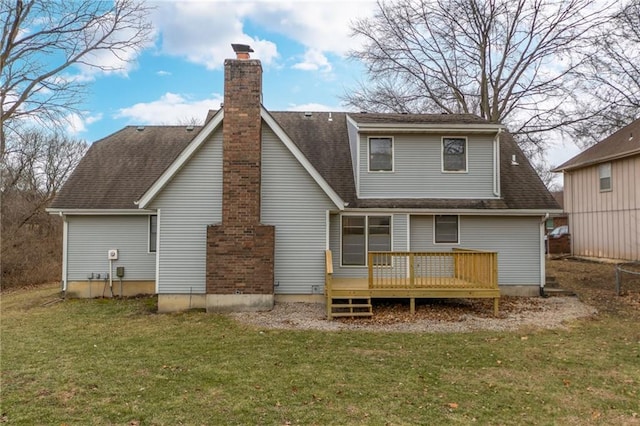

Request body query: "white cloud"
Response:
[244, 1, 377, 55]
[156, 70, 172, 76]
[152, 2, 279, 69]
[115, 92, 223, 124]
[150, 1, 376, 70]
[65, 112, 103, 135]
[73, 22, 154, 81]
[293, 49, 332, 72]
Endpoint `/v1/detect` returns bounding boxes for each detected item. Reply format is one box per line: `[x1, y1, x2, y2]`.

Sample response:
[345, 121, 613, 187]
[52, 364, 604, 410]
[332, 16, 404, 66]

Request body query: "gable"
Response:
[554, 118, 640, 172]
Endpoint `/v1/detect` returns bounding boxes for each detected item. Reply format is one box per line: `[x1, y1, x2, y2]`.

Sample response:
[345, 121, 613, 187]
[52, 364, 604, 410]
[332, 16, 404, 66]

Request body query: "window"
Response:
[599, 163, 612, 191]
[442, 137, 467, 172]
[369, 137, 393, 171]
[341, 216, 391, 265]
[435, 215, 459, 244]
[149, 215, 157, 252]
[342, 216, 365, 265]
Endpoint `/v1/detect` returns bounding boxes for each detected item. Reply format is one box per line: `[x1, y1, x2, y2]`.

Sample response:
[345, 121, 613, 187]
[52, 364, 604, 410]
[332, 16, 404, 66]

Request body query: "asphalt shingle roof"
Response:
[50, 126, 201, 209]
[348, 112, 493, 125]
[553, 118, 640, 171]
[50, 112, 559, 211]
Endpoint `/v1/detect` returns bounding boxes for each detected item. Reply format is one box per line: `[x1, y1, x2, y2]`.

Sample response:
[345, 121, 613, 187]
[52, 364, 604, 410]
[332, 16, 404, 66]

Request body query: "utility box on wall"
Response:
[108, 249, 119, 260]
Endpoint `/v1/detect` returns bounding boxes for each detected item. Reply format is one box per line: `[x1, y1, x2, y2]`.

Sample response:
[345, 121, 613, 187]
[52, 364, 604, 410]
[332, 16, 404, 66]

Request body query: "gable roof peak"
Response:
[553, 117, 640, 172]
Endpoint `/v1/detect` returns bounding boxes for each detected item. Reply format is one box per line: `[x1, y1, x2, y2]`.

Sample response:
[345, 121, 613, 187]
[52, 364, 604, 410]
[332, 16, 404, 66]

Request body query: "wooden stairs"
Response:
[543, 276, 576, 296]
[328, 297, 373, 318]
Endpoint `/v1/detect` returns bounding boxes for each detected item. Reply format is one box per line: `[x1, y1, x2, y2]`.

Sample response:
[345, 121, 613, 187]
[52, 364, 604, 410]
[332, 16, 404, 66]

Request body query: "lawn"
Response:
[1, 259, 639, 425]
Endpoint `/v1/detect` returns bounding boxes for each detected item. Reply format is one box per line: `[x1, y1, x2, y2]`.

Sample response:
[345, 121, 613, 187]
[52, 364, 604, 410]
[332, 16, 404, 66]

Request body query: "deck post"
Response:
[410, 297, 415, 314]
[325, 250, 333, 320]
[493, 297, 499, 317]
[368, 253, 373, 289]
[409, 253, 415, 288]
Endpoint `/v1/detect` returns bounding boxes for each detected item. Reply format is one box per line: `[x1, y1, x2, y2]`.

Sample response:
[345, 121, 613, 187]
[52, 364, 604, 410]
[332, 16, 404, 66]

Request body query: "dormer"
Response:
[345, 113, 504, 200]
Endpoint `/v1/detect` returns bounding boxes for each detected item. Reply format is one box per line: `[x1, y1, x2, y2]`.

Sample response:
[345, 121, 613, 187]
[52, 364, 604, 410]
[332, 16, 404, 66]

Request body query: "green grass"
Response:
[1, 285, 639, 425]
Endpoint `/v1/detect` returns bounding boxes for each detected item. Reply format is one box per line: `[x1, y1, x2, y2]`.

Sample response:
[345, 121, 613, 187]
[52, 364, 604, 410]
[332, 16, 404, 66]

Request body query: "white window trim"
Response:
[598, 162, 612, 192]
[148, 214, 158, 254]
[433, 214, 461, 245]
[340, 213, 393, 267]
[441, 136, 468, 173]
[367, 136, 394, 173]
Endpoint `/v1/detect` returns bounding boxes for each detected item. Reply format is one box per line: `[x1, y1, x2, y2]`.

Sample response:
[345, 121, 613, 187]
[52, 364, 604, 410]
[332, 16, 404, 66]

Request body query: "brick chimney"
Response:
[205, 44, 275, 311]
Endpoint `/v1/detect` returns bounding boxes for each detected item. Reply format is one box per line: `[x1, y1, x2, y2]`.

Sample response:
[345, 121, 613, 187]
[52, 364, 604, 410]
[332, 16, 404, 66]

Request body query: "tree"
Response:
[0, 0, 153, 156]
[563, 0, 640, 148]
[345, 0, 618, 156]
[1, 129, 87, 288]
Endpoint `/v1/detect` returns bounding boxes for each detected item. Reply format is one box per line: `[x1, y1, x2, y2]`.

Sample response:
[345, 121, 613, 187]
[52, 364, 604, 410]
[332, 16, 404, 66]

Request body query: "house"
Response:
[553, 118, 640, 261]
[48, 45, 560, 314]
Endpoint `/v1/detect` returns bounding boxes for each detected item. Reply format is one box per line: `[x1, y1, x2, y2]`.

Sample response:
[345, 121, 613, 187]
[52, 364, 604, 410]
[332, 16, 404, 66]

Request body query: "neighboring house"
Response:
[553, 118, 640, 261]
[48, 45, 560, 313]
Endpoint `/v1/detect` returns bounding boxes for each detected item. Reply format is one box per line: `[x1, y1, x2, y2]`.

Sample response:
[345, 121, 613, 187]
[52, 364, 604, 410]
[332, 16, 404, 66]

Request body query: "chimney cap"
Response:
[231, 44, 254, 53]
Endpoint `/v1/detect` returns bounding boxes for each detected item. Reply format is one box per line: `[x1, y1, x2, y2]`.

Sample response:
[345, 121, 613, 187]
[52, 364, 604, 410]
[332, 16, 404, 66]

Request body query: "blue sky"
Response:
[66, 0, 580, 170]
[70, 0, 377, 142]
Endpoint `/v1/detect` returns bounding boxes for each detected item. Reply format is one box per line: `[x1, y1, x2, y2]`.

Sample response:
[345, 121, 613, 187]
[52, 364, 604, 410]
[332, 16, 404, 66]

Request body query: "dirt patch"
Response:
[231, 258, 639, 332]
[548, 258, 640, 316]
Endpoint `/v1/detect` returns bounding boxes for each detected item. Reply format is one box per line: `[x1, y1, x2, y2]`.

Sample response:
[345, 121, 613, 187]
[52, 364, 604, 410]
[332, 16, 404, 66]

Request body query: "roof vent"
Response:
[328, 112, 333, 122]
[511, 154, 519, 166]
[304, 112, 312, 117]
[186, 125, 194, 131]
[136, 126, 145, 132]
[630, 132, 634, 141]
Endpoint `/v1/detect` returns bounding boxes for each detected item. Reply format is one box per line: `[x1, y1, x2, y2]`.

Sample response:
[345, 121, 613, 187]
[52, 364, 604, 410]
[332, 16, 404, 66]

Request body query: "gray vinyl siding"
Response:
[149, 130, 223, 294]
[329, 213, 409, 278]
[66, 215, 155, 281]
[410, 215, 541, 286]
[358, 134, 495, 198]
[261, 125, 335, 294]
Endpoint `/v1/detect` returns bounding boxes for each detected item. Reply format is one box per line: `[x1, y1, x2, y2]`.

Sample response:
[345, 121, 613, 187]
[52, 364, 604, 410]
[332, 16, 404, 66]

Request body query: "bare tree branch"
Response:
[345, 0, 618, 160]
[0, 0, 154, 156]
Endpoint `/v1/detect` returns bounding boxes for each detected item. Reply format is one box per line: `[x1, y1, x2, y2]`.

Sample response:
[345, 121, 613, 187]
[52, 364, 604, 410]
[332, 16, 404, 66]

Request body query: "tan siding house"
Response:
[554, 119, 640, 261]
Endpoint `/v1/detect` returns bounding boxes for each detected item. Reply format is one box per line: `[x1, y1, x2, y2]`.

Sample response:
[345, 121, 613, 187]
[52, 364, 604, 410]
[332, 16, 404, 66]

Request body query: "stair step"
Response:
[544, 287, 576, 296]
[331, 303, 372, 308]
[330, 311, 374, 318]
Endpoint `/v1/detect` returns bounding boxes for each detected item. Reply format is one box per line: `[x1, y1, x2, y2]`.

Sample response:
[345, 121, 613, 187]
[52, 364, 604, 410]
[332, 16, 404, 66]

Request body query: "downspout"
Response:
[493, 128, 502, 197]
[325, 210, 330, 250]
[540, 213, 549, 297]
[60, 212, 68, 294]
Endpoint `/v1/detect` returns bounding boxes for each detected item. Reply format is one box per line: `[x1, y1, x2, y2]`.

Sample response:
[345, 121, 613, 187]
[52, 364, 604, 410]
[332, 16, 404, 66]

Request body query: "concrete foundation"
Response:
[274, 294, 325, 303]
[65, 280, 155, 298]
[157, 294, 207, 312]
[206, 294, 274, 313]
[499, 285, 541, 297]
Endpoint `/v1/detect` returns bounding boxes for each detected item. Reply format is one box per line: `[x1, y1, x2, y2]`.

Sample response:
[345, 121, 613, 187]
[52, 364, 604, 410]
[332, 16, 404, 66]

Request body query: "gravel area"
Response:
[230, 296, 596, 333]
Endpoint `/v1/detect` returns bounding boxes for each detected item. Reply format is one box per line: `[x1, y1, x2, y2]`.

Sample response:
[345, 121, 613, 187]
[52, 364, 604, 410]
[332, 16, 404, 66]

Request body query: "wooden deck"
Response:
[325, 250, 500, 319]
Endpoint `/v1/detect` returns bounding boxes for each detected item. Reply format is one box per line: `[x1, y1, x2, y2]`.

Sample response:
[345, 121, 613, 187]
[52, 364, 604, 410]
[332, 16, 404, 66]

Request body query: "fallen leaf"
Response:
[448, 402, 459, 409]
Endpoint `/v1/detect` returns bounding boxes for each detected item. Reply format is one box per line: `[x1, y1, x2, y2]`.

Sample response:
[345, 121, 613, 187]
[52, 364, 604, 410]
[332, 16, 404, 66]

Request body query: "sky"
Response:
[66, 0, 581, 176]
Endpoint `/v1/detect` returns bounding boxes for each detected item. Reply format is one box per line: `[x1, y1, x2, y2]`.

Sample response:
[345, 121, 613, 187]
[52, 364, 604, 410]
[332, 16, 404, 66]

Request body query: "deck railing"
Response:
[367, 249, 498, 290]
